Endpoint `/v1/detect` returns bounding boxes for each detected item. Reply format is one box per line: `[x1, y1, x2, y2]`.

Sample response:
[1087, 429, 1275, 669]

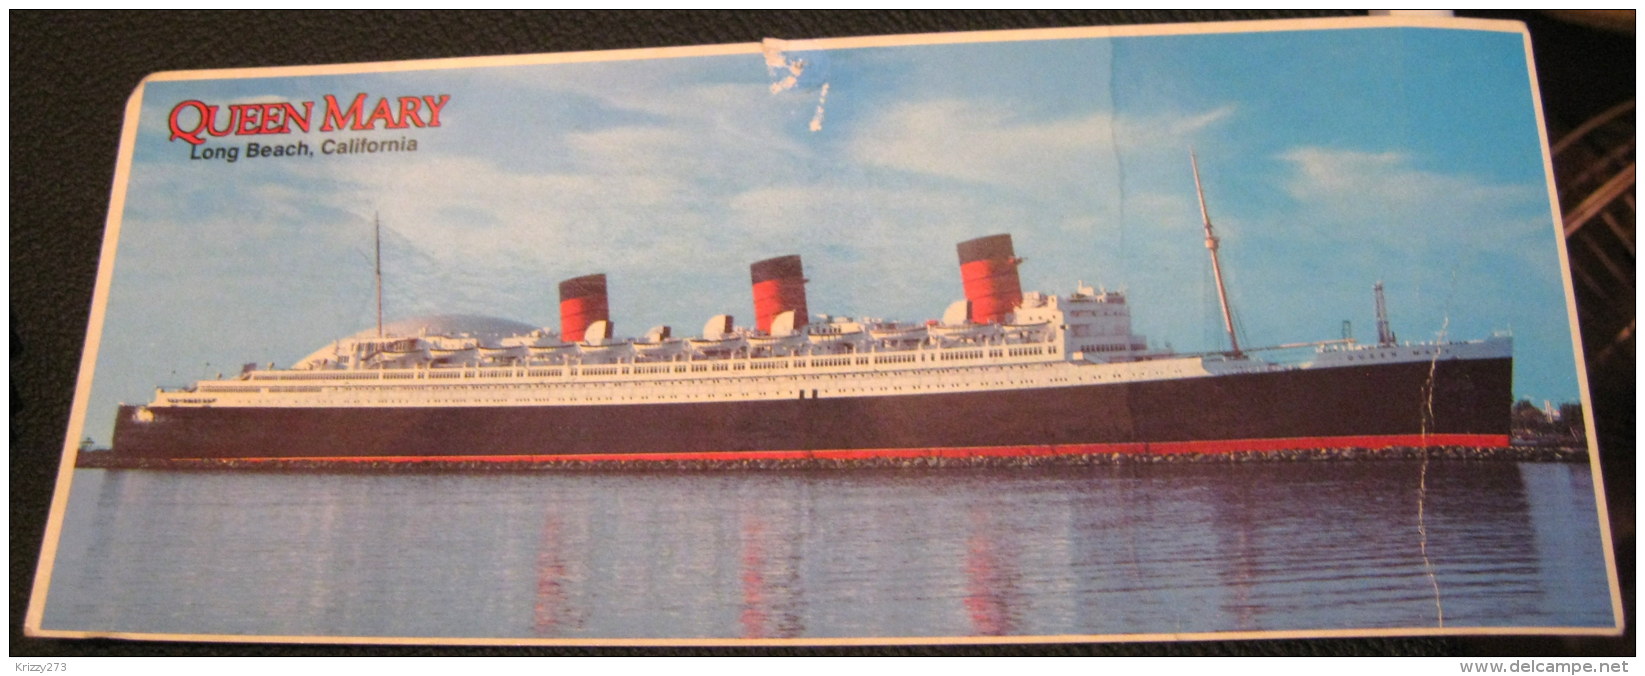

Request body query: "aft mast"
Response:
[1374, 281, 1397, 346]
[1191, 150, 1242, 358]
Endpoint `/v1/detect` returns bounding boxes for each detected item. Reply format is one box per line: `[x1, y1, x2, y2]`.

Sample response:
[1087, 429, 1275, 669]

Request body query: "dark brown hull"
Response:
[105, 357, 1514, 464]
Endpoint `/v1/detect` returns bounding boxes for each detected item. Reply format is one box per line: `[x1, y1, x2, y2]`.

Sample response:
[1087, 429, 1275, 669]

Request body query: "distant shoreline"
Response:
[75, 445, 1588, 472]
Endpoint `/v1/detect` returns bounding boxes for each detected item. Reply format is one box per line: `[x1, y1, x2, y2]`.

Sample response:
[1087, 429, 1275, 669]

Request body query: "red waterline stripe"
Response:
[184, 434, 1508, 465]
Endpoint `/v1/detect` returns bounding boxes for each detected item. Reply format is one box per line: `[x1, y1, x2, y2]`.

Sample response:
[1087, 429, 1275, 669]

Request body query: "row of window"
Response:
[193, 362, 1215, 407]
[244, 346, 1065, 392]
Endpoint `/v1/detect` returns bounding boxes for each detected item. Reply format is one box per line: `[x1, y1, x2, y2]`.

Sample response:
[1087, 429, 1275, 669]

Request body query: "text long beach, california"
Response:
[188, 136, 419, 163]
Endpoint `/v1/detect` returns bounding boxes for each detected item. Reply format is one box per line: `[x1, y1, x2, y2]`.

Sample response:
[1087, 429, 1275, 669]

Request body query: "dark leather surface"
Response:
[11, 10, 1629, 657]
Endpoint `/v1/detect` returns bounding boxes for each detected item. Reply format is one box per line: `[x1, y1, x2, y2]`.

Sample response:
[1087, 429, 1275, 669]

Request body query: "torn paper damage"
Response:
[764, 37, 831, 132]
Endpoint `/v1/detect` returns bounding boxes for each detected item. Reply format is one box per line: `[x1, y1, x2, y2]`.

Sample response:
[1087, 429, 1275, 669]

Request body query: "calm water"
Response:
[41, 461, 1614, 640]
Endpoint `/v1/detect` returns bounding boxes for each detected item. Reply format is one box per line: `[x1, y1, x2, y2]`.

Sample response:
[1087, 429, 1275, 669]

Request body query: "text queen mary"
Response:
[167, 93, 450, 145]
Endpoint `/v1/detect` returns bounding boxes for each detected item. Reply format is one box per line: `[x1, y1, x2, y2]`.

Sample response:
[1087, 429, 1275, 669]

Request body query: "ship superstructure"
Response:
[147, 239, 1192, 411]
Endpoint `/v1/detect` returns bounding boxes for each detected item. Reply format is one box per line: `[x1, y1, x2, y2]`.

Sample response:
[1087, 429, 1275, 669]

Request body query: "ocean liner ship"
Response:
[102, 162, 1513, 467]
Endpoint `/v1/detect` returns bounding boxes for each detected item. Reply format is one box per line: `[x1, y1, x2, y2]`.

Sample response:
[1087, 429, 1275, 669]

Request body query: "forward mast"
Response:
[1191, 150, 1242, 358]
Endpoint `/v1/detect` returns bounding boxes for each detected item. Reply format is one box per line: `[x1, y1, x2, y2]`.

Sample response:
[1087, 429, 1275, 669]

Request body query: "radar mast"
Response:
[1375, 281, 1397, 346]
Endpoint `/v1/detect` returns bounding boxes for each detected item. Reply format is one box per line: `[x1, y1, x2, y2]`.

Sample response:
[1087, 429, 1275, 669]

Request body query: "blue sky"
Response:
[81, 23, 1578, 444]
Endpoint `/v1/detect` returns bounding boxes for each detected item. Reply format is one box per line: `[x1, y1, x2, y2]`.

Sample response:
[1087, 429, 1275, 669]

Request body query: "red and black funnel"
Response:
[751, 255, 809, 334]
[956, 234, 1022, 324]
[559, 273, 609, 343]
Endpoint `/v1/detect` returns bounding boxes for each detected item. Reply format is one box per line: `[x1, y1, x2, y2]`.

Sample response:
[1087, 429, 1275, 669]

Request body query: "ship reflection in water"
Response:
[962, 505, 1024, 636]
[735, 513, 806, 639]
[42, 461, 1613, 640]
[532, 515, 578, 635]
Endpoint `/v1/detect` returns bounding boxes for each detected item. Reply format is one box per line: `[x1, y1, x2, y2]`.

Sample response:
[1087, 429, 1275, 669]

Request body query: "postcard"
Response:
[26, 16, 1622, 645]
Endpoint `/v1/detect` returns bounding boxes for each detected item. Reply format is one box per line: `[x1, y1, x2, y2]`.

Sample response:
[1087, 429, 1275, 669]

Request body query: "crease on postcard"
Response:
[1416, 272, 1460, 628]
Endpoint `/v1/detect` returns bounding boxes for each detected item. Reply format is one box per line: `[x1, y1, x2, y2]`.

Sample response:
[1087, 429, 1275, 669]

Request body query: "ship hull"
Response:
[107, 357, 1513, 464]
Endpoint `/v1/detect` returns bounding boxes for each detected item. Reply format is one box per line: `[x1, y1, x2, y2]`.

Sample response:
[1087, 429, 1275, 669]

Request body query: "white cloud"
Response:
[1279, 147, 1537, 223]
[1272, 146, 1553, 270]
[849, 99, 1234, 199]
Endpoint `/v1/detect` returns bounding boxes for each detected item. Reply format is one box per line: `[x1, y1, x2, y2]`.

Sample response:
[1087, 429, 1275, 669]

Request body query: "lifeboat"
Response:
[576, 341, 631, 361]
[869, 323, 930, 343]
[806, 322, 867, 347]
[629, 325, 683, 359]
[478, 344, 526, 364]
[427, 338, 478, 365]
[527, 342, 576, 358]
[1000, 321, 1053, 342]
[746, 332, 803, 349]
[687, 336, 746, 357]
[929, 322, 1001, 343]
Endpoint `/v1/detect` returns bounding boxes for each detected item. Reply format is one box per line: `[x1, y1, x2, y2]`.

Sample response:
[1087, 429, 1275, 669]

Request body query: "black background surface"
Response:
[11, 10, 1633, 656]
